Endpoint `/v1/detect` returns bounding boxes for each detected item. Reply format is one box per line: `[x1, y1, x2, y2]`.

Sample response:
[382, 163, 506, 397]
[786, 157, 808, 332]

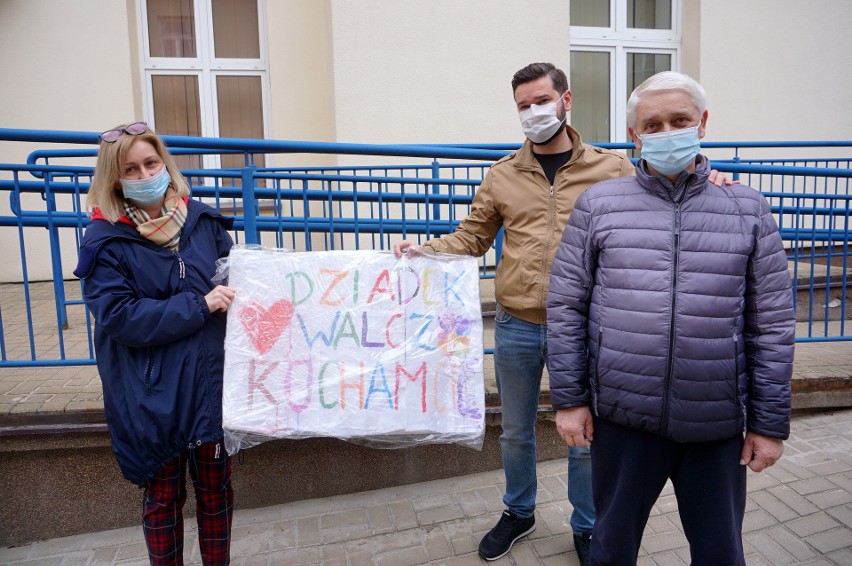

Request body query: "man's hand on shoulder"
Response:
[555, 407, 593, 447]
[708, 169, 740, 187]
[740, 432, 784, 473]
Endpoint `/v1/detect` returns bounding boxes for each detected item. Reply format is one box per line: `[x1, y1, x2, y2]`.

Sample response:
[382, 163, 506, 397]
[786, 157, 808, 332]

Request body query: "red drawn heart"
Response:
[239, 299, 294, 355]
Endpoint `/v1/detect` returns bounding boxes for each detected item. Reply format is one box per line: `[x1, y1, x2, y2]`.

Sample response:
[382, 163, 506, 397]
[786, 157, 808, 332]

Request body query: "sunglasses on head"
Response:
[99, 122, 148, 143]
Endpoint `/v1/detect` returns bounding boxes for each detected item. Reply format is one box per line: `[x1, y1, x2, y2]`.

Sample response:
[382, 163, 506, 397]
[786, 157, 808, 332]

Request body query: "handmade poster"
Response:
[221, 246, 485, 454]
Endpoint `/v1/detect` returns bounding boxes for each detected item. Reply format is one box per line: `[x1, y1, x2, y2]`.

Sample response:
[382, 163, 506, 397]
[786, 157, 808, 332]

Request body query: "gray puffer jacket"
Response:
[546, 156, 795, 443]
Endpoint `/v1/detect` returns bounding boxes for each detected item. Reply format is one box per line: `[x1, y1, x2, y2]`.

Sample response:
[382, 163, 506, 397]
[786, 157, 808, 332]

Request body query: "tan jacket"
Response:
[424, 126, 634, 324]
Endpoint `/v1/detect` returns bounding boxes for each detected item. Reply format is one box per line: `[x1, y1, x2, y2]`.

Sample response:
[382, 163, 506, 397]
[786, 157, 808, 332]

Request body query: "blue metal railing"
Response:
[0, 128, 850, 368]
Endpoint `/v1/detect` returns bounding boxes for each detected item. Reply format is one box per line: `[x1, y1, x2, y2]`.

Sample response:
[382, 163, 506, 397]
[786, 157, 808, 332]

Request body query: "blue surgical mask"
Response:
[639, 126, 701, 177]
[120, 166, 171, 206]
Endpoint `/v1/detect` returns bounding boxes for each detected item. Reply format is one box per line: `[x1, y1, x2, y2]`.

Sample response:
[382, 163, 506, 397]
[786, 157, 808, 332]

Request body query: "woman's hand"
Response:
[205, 285, 236, 313]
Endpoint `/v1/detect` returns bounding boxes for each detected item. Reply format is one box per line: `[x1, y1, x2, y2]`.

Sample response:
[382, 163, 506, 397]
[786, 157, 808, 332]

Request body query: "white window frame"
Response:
[570, 0, 681, 143]
[137, 0, 271, 171]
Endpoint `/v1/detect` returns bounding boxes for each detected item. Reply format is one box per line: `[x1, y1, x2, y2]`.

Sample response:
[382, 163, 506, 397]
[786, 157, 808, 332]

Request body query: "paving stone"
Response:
[535, 505, 571, 536]
[529, 533, 569, 558]
[320, 540, 347, 560]
[748, 490, 799, 522]
[417, 503, 465, 525]
[746, 471, 781, 493]
[229, 524, 272, 556]
[648, 550, 687, 565]
[320, 508, 366, 529]
[804, 526, 852, 554]
[789, 476, 841, 496]
[764, 524, 818, 563]
[433, 553, 490, 566]
[807, 487, 852, 509]
[767, 484, 821, 515]
[451, 488, 487, 518]
[640, 530, 688, 555]
[825, 546, 852, 565]
[448, 533, 478, 556]
[654, 493, 679, 515]
[744, 530, 799, 565]
[826, 503, 852, 529]
[367, 504, 394, 534]
[827, 471, 852, 493]
[389, 500, 418, 530]
[742, 508, 778, 533]
[476, 484, 506, 513]
[270, 520, 296, 550]
[372, 544, 429, 566]
[295, 516, 321, 547]
[423, 525, 452, 560]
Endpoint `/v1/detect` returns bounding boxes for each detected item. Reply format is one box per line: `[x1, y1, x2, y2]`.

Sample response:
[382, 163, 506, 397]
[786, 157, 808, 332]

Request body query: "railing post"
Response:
[44, 175, 69, 330]
[241, 166, 260, 244]
[430, 160, 441, 225]
[732, 149, 741, 182]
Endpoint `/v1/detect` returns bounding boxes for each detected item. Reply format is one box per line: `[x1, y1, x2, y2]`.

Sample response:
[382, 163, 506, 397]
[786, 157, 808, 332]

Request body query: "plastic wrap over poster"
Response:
[221, 246, 485, 454]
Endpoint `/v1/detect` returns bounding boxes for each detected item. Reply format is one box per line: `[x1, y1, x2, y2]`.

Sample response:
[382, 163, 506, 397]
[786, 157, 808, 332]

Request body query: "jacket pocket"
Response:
[733, 333, 746, 431]
[589, 328, 602, 416]
[142, 348, 154, 395]
[494, 303, 512, 325]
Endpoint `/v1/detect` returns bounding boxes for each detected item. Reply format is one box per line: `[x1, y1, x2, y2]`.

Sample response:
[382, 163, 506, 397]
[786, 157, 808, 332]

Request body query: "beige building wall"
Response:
[329, 0, 571, 149]
[265, 0, 336, 164]
[0, 0, 139, 281]
[687, 0, 852, 159]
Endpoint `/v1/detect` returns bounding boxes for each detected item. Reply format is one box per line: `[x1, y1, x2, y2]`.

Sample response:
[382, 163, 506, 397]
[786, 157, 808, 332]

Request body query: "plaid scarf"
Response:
[123, 186, 187, 251]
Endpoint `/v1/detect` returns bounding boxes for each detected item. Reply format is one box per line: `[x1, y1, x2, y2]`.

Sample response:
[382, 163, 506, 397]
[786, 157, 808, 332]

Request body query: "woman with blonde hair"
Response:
[74, 122, 236, 565]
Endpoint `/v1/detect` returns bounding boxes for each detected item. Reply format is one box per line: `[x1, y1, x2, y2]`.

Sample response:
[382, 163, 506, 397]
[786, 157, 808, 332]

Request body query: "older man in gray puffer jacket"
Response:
[546, 72, 795, 566]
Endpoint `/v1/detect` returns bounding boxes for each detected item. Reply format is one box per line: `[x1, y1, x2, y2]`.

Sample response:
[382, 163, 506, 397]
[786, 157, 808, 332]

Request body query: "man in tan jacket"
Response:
[395, 62, 629, 564]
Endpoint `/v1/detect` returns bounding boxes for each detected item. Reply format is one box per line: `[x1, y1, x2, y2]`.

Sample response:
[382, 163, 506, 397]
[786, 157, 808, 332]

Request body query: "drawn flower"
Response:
[437, 313, 473, 357]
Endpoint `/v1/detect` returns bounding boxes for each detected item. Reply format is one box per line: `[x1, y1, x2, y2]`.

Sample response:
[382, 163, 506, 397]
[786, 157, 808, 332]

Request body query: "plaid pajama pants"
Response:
[142, 440, 234, 565]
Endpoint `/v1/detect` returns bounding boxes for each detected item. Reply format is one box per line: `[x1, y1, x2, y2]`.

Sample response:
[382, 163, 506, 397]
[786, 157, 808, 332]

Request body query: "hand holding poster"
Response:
[221, 246, 485, 454]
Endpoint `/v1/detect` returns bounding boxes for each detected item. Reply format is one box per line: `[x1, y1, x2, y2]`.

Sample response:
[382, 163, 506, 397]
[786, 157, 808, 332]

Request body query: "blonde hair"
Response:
[87, 124, 190, 222]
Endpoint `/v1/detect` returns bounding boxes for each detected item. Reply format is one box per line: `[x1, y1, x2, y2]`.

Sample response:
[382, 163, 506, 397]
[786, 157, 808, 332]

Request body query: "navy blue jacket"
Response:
[74, 199, 234, 486]
[547, 156, 795, 443]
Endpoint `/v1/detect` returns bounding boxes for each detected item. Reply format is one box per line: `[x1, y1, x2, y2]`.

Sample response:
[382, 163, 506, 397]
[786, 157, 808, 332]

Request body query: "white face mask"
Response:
[518, 93, 567, 144]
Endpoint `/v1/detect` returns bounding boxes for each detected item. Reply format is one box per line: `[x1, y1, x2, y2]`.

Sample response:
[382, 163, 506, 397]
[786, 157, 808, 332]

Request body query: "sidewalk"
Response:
[1, 408, 850, 565]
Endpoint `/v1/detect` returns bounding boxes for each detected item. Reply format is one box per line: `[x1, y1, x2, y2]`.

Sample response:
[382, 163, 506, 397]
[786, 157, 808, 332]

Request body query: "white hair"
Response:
[626, 71, 706, 129]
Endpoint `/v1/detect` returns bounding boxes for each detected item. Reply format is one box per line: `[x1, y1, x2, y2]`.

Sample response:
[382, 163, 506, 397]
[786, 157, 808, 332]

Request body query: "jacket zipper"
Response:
[537, 184, 556, 317]
[177, 254, 185, 280]
[660, 201, 681, 436]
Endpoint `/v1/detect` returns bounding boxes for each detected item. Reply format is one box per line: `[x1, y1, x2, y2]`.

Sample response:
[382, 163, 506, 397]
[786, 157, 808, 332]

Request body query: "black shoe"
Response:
[573, 532, 592, 566]
[478, 510, 536, 561]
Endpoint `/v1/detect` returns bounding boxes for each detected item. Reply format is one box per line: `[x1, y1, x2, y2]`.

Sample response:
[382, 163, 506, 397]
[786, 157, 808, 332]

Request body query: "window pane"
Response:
[571, 0, 610, 27]
[627, 52, 671, 95]
[212, 0, 260, 59]
[217, 75, 265, 169]
[151, 75, 203, 170]
[147, 0, 197, 58]
[628, 0, 672, 30]
[626, 52, 671, 155]
[570, 51, 611, 143]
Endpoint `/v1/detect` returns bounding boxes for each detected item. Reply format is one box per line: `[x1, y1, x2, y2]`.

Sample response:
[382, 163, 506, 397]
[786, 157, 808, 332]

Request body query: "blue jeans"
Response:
[494, 305, 594, 535]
